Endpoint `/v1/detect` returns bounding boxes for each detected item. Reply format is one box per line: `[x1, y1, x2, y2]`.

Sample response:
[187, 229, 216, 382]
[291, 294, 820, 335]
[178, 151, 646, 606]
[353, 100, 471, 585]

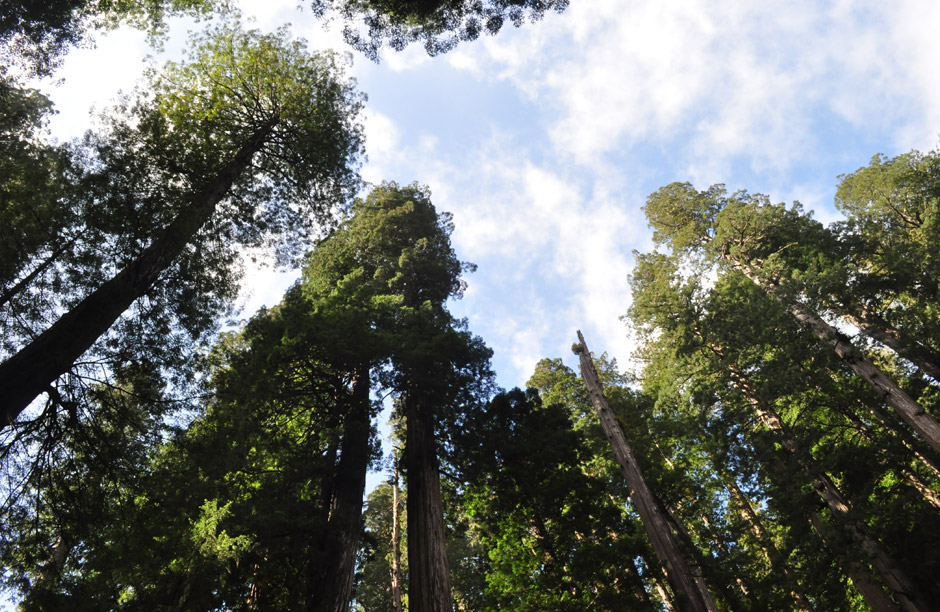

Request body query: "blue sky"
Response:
[34, 0, 940, 392]
[2, 3, 935, 605]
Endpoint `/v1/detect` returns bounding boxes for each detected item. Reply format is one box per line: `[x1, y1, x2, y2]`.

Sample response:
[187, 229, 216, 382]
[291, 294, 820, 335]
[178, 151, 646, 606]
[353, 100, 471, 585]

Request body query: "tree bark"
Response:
[837, 306, 940, 383]
[307, 367, 372, 612]
[655, 498, 732, 612]
[574, 330, 715, 612]
[391, 452, 404, 612]
[722, 361, 930, 612]
[405, 391, 453, 612]
[653, 577, 678, 612]
[0, 120, 276, 428]
[806, 513, 900, 612]
[731, 262, 940, 456]
[710, 453, 813, 612]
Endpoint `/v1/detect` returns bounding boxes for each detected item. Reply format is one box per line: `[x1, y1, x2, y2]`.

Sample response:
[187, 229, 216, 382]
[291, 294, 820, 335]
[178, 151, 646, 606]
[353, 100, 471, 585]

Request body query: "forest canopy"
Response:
[0, 0, 571, 72]
[1, 0, 939, 610]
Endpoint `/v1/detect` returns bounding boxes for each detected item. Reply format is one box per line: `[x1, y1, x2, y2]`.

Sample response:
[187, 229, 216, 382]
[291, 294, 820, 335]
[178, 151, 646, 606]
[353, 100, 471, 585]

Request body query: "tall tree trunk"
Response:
[391, 452, 404, 612]
[806, 513, 900, 612]
[623, 555, 655, 609]
[405, 391, 453, 612]
[574, 331, 715, 612]
[653, 577, 678, 612]
[832, 400, 940, 510]
[0, 234, 78, 310]
[837, 306, 940, 382]
[655, 498, 739, 612]
[307, 367, 372, 612]
[730, 262, 940, 456]
[707, 450, 814, 612]
[721, 360, 930, 612]
[0, 120, 276, 427]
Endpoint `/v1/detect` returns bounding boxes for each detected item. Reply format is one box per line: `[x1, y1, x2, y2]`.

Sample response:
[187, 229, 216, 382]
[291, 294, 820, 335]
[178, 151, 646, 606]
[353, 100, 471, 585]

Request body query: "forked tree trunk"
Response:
[0, 120, 276, 428]
[405, 392, 453, 612]
[307, 367, 372, 612]
[574, 331, 715, 612]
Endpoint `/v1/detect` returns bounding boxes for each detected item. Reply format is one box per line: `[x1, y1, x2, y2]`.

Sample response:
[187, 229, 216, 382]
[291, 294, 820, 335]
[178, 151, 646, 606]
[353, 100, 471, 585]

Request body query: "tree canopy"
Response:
[2, 0, 938, 607]
[318, 0, 570, 60]
[0, 21, 364, 432]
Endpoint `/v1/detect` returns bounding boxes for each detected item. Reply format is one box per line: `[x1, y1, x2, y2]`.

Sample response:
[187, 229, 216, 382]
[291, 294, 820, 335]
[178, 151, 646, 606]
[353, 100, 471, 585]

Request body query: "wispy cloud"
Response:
[454, 0, 940, 180]
[362, 129, 644, 385]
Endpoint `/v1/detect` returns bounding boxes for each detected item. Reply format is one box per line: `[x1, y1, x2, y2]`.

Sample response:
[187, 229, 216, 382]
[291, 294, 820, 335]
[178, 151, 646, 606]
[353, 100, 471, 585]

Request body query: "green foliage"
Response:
[0, 0, 230, 74]
[306, 181, 494, 427]
[191, 499, 251, 564]
[0, 0, 571, 74]
[0, 20, 363, 434]
[317, 0, 571, 60]
[630, 174, 940, 608]
[449, 386, 655, 610]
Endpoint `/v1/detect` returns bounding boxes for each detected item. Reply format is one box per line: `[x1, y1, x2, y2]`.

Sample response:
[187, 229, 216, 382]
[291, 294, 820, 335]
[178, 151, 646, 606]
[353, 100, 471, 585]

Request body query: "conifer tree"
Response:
[0, 22, 364, 430]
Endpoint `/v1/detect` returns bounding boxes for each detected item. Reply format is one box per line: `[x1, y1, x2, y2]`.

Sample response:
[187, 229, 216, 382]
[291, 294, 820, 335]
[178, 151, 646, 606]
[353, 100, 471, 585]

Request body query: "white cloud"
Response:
[380, 130, 643, 386]
[360, 109, 401, 183]
[450, 0, 940, 178]
[383, 43, 433, 72]
[881, 0, 940, 151]
[34, 28, 152, 140]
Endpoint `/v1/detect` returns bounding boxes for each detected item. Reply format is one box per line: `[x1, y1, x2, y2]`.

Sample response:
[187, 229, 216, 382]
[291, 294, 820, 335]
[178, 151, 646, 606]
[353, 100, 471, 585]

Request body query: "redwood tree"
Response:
[0, 22, 364, 430]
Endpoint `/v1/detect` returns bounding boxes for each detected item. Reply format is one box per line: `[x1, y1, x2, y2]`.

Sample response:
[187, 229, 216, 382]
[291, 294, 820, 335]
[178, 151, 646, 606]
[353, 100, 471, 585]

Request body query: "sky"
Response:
[2, 3, 936, 606]
[33, 0, 940, 393]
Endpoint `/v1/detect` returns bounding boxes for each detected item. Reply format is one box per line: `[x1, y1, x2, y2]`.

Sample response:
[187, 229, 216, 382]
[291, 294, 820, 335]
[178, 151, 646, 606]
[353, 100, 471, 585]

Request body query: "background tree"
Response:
[644, 180, 940, 456]
[353, 479, 409, 612]
[451, 386, 656, 611]
[627, 244, 940, 611]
